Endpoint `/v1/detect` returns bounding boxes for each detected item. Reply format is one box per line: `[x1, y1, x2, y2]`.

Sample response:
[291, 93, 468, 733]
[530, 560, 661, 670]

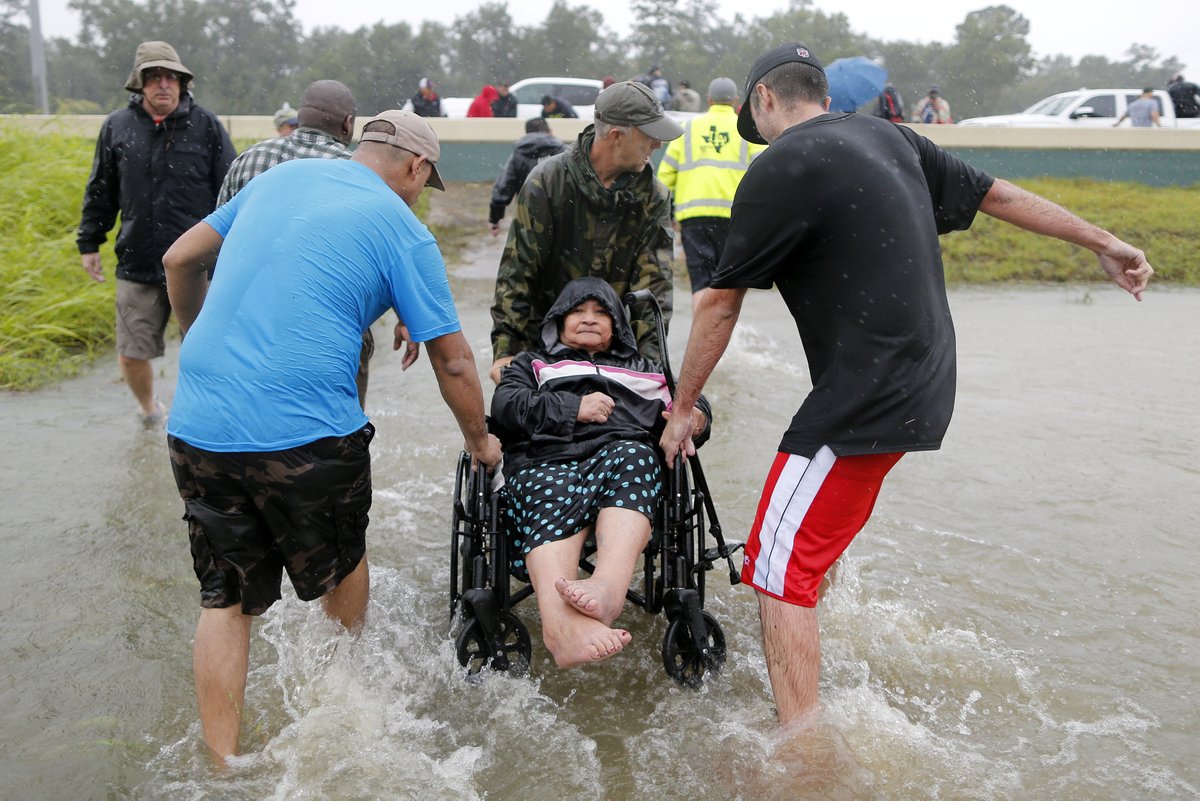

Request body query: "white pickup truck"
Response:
[958, 89, 1200, 128]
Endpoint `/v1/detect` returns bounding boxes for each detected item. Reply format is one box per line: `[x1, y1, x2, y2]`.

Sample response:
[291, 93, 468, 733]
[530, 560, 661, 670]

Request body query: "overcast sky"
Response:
[31, 0, 1199, 78]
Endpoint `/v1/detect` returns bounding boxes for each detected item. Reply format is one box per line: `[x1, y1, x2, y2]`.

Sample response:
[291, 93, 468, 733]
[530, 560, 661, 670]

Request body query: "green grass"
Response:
[2, 129, 1195, 390]
[0, 127, 114, 390]
[941, 178, 1199, 285]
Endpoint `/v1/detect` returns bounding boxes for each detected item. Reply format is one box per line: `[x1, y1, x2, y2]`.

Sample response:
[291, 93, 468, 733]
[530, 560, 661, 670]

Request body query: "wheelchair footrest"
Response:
[695, 541, 745, 585]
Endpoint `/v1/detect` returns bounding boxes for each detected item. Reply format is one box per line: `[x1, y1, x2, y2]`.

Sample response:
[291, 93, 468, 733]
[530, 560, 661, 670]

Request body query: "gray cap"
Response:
[273, 103, 298, 128]
[708, 77, 738, 103]
[594, 81, 684, 141]
[124, 41, 193, 92]
[359, 110, 445, 191]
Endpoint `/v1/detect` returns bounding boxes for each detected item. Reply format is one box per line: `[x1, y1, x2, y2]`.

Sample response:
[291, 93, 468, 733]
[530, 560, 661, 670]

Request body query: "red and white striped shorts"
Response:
[741, 447, 903, 607]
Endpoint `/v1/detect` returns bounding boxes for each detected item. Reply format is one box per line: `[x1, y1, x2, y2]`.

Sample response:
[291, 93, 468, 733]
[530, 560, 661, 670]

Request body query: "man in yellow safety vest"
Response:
[657, 76, 765, 309]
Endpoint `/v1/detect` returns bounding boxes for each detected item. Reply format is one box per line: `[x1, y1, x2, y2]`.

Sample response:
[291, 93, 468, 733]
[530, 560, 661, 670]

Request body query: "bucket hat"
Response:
[124, 41, 193, 93]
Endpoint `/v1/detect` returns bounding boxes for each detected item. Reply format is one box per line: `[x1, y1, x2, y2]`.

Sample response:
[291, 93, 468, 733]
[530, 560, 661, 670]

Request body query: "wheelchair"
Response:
[448, 291, 744, 687]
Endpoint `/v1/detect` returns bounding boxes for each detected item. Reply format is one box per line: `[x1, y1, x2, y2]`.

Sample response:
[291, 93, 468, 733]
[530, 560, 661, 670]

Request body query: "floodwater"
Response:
[1, 226, 1197, 799]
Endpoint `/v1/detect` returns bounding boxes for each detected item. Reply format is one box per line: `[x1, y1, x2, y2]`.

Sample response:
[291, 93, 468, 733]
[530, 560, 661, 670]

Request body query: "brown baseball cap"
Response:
[594, 81, 684, 141]
[359, 109, 445, 191]
[124, 41, 193, 92]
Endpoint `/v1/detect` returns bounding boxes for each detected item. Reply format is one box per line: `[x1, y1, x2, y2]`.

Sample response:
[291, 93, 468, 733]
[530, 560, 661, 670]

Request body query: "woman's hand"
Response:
[577, 392, 615, 423]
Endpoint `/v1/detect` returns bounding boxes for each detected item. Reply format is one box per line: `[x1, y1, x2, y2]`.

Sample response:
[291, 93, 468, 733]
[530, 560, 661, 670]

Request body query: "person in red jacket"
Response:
[467, 85, 499, 118]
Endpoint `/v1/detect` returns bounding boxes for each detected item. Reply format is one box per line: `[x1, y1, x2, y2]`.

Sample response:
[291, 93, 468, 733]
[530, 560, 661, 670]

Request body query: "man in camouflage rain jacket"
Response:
[488, 81, 684, 382]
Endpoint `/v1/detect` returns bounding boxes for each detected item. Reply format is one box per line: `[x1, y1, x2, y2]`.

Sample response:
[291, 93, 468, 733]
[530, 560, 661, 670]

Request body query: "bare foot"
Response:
[554, 576, 623, 624]
[543, 611, 632, 668]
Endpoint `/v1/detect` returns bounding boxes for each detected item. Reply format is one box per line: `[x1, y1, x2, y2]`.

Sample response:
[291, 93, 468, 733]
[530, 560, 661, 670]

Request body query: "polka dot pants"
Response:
[504, 440, 662, 576]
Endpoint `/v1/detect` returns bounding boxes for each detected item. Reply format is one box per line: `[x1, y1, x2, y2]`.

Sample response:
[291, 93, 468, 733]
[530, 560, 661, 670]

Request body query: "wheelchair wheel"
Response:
[455, 612, 532, 675]
[661, 610, 726, 688]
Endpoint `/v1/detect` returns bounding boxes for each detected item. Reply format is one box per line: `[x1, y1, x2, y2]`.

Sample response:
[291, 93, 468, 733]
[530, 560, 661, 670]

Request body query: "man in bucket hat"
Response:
[661, 42, 1153, 727]
[163, 109, 498, 763]
[489, 80, 685, 382]
[77, 41, 234, 427]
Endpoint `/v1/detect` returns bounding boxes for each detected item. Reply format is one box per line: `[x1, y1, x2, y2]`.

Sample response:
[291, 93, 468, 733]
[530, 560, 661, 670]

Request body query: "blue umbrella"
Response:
[826, 56, 888, 112]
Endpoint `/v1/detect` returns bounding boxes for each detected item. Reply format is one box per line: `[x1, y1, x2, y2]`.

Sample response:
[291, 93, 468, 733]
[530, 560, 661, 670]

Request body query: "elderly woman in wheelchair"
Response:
[490, 277, 710, 667]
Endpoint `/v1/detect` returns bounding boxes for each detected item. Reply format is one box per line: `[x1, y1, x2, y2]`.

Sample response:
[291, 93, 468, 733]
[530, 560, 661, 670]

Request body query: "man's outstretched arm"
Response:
[660, 287, 746, 462]
[425, 330, 502, 468]
[979, 178, 1154, 301]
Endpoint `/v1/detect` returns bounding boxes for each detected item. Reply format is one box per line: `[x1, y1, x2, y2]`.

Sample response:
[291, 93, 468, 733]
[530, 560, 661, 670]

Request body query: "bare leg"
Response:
[758, 591, 822, 724]
[193, 605, 253, 764]
[555, 506, 650, 625]
[119, 354, 157, 416]
[321, 556, 370, 633]
[526, 532, 631, 667]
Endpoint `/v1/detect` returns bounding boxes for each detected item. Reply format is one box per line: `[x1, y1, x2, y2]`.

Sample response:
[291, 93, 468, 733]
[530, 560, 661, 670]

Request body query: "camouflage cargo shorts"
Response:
[168, 424, 374, 615]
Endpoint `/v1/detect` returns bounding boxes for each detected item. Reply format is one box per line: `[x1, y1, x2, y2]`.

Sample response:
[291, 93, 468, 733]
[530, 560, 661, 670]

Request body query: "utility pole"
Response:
[27, 0, 51, 113]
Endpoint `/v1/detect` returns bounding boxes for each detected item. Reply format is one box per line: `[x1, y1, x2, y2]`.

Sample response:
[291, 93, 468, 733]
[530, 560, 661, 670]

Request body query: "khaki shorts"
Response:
[115, 279, 172, 360]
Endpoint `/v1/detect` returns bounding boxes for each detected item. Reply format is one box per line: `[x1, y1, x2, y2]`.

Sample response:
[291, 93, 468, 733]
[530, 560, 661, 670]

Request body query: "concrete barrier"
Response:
[5, 114, 1199, 186]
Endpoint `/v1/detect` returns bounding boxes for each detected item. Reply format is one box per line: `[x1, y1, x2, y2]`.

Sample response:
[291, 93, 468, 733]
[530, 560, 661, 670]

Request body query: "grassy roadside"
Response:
[940, 178, 1199, 285]
[0, 129, 115, 390]
[2, 128, 1196, 390]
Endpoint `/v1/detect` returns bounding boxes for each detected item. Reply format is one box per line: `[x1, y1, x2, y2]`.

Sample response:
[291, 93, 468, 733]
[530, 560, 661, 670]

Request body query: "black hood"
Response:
[514, 132, 564, 160]
[539, 277, 639, 359]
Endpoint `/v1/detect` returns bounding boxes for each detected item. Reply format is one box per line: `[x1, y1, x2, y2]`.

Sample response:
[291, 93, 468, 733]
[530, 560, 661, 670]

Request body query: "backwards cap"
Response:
[359, 110, 446, 191]
[737, 43, 824, 144]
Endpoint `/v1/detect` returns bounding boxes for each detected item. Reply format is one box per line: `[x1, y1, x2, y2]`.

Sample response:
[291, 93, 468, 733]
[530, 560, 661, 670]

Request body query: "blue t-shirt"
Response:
[168, 158, 460, 451]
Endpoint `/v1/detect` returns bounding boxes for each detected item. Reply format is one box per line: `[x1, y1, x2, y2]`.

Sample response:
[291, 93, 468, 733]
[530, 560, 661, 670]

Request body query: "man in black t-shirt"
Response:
[660, 43, 1154, 727]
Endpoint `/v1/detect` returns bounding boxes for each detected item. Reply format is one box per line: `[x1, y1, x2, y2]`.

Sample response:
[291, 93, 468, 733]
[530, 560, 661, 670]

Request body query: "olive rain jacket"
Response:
[490, 125, 675, 363]
[77, 93, 234, 285]
[491, 278, 709, 481]
[488, 132, 566, 225]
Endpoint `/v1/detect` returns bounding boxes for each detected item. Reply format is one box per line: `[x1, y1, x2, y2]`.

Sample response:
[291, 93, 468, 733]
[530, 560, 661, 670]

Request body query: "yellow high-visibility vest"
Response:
[657, 104, 765, 221]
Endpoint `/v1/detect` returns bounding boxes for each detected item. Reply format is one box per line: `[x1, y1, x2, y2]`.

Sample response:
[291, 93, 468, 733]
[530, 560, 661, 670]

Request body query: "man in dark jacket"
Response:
[77, 41, 234, 426]
[409, 78, 445, 117]
[540, 95, 578, 119]
[1167, 73, 1200, 118]
[488, 118, 565, 235]
[875, 82, 905, 122]
[491, 81, 518, 117]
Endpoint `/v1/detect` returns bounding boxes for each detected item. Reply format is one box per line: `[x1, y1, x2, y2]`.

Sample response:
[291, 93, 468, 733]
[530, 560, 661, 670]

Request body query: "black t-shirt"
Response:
[711, 113, 994, 458]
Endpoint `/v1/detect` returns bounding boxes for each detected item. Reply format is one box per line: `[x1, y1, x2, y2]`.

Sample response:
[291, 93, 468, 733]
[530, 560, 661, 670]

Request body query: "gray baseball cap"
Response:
[359, 110, 445, 191]
[707, 77, 738, 103]
[594, 81, 684, 141]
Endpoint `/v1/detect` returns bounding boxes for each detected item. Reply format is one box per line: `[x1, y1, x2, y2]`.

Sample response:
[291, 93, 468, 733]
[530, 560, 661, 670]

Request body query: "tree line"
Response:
[0, 0, 1186, 121]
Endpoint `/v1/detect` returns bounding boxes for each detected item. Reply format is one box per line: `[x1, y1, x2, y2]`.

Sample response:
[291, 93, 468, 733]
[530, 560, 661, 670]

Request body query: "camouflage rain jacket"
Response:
[490, 125, 674, 362]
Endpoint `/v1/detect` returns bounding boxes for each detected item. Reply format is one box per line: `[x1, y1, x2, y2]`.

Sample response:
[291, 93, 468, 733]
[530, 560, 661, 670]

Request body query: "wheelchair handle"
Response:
[623, 290, 674, 393]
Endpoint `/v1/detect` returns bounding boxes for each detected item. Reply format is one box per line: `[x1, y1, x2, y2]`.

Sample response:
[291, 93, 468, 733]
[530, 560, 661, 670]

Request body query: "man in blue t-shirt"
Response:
[659, 43, 1154, 728]
[163, 110, 501, 764]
